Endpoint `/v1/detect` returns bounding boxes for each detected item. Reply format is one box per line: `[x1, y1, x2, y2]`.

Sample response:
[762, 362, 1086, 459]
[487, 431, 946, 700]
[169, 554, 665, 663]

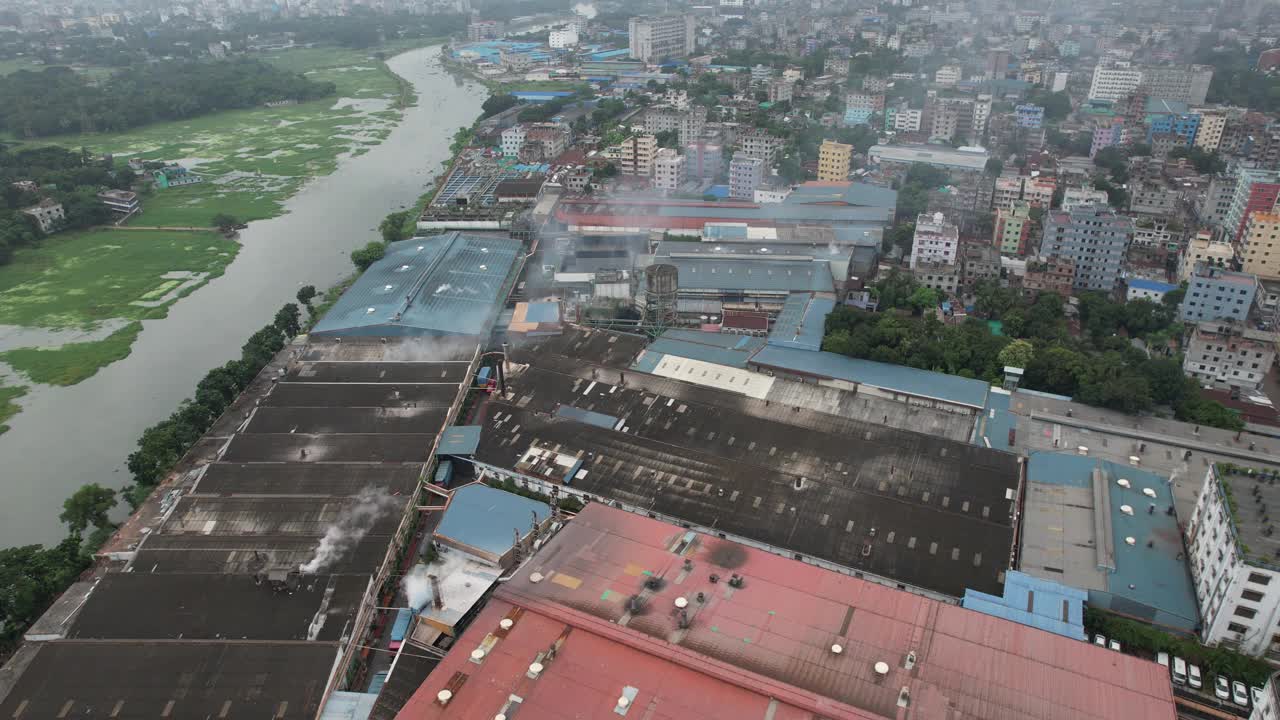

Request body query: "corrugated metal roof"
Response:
[870, 143, 989, 171]
[1126, 278, 1176, 292]
[667, 257, 834, 292]
[311, 233, 522, 337]
[398, 504, 1177, 720]
[639, 329, 767, 368]
[751, 344, 991, 408]
[962, 571, 1087, 640]
[767, 292, 835, 351]
[436, 426, 482, 456]
[435, 484, 550, 559]
[787, 181, 899, 209]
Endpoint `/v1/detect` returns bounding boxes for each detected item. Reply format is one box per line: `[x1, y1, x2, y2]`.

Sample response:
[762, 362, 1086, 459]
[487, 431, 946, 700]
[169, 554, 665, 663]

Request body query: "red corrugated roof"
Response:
[397, 505, 1176, 720]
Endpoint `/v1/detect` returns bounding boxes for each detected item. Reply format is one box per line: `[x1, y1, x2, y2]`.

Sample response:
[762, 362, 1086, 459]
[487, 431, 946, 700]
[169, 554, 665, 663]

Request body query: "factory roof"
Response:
[435, 483, 551, 561]
[311, 232, 523, 337]
[555, 197, 892, 225]
[436, 425, 483, 456]
[666, 256, 835, 293]
[869, 143, 989, 171]
[473, 361, 1019, 598]
[397, 504, 1177, 720]
[786, 180, 899, 209]
[750, 344, 992, 409]
[634, 328, 767, 369]
[767, 292, 835, 351]
[656, 239, 853, 261]
[1018, 452, 1198, 632]
[962, 570, 1088, 640]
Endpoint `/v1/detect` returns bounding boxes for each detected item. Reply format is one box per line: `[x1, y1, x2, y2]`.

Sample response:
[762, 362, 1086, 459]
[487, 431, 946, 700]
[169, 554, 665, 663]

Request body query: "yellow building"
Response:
[1241, 212, 1280, 279]
[817, 140, 853, 182]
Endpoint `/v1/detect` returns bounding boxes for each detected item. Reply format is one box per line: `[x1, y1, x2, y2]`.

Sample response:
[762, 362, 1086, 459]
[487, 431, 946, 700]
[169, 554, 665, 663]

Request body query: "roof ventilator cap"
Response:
[874, 661, 890, 676]
[529, 572, 544, 583]
[1120, 504, 1134, 515]
[437, 690, 453, 706]
[904, 651, 916, 670]
[831, 644, 843, 654]
[1116, 478, 1131, 488]
[1124, 536, 1136, 545]
[616, 696, 630, 709]
[500, 618, 514, 630]
[527, 662, 544, 678]
[897, 687, 910, 708]
[1142, 488, 1157, 498]
[471, 648, 486, 661]
[674, 596, 689, 609]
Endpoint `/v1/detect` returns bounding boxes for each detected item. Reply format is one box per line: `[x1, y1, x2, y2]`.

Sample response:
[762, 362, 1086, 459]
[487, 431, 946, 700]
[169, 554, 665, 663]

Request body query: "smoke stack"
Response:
[429, 573, 444, 610]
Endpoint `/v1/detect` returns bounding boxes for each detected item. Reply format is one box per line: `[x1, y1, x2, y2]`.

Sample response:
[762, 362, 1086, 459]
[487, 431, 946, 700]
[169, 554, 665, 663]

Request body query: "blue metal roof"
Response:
[962, 571, 1087, 641]
[767, 293, 835, 351]
[667, 257, 834, 293]
[524, 301, 560, 323]
[641, 329, 767, 368]
[1127, 278, 1176, 293]
[555, 405, 620, 429]
[976, 389, 1017, 452]
[436, 484, 550, 559]
[511, 91, 576, 101]
[437, 425, 482, 456]
[311, 232, 522, 338]
[1026, 453, 1199, 630]
[750, 345, 992, 408]
[318, 691, 377, 720]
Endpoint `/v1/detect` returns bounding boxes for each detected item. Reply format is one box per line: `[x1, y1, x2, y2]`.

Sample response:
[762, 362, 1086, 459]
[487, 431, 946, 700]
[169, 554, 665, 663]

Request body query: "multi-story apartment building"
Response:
[909, 212, 959, 269]
[1088, 62, 1144, 102]
[1180, 231, 1236, 282]
[766, 78, 794, 103]
[913, 259, 959, 296]
[628, 14, 695, 63]
[934, 64, 961, 86]
[1022, 256, 1076, 298]
[1194, 108, 1229, 152]
[925, 95, 990, 145]
[994, 204, 1033, 256]
[1129, 181, 1179, 216]
[1180, 263, 1261, 324]
[643, 106, 707, 146]
[816, 140, 853, 182]
[1062, 187, 1110, 211]
[1199, 175, 1238, 229]
[467, 19, 501, 41]
[884, 104, 922, 133]
[652, 148, 685, 192]
[1242, 213, 1280, 280]
[728, 152, 764, 200]
[1187, 463, 1280, 659]
[737, 129, 785, 164]
[1225, 169, 1280, 246]
[684, 141, 723, 180]
[607, 134, 658, 176]
[500, 124, 526, 157]
[1181, 320, 1274, 390]
[1014, 104, 1044, 129]
[845, 92, 883, 126]
[1040, 205, 1134, 292]
[1141, 64, 1214, 105]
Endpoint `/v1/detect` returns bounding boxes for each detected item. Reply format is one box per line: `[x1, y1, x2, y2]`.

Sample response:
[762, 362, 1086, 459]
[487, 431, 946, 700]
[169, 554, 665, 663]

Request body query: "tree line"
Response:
[0, 59, 335, 138]
[823, 272, 1243, 430]
[0, 146, 134, 265]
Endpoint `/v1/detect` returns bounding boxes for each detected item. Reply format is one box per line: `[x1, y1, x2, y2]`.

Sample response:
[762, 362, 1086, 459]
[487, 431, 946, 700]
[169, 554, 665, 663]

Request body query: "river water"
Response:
[0, 45, 487, 548]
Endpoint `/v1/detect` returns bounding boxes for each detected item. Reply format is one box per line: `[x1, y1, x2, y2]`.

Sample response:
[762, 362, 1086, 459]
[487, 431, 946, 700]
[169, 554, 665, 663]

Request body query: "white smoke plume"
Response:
[300, 488, 401, 574]
[403, 563, 433, 611]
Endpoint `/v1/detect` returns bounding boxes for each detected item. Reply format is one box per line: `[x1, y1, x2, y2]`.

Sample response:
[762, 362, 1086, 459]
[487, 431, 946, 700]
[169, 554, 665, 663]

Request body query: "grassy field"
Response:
[22, 43, 425, 229]
[0, 383, 24, 435]
[0, 322, 141, 386]
[0, 229, 236, 329]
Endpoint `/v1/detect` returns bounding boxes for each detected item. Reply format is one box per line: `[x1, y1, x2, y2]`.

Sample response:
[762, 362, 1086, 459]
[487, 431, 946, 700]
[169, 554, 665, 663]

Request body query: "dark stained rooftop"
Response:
[220, 432, 437, 463]
[193, 463, 423, 497]
[245, 406, 451, 435]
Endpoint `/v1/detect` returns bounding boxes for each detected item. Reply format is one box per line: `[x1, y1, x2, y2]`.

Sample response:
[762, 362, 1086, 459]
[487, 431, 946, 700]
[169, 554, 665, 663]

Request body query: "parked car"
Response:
[1188, 665, 1202, 690]
[1216, 676, 1231, 701]
[1172, 657, 1187, 685]
[1156, 651, 1169, 668]
[1094, 634, 1106, 646]
[1108, 639, 1121, 651]
[1233, 680, 1249, 707]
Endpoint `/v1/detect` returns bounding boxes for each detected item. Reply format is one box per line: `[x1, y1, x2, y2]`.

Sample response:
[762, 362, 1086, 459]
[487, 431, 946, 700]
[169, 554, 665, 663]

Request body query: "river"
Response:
[0, 45, 488, 548]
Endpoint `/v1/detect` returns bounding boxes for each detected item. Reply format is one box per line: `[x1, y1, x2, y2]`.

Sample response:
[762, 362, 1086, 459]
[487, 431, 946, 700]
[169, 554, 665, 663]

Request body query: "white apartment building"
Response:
[736, 129, 785, 164]
[729, 152, 765, 200]
[1088, 63, 1144, 102]
[1061, 187, 1109, 211]
[549, 27, 578, 48]
[888, 106, 922, 133]
[1186, 463, 1280, 659]
[909, 212, 960, 269]
[628, 14, 695, 63]
[1180, 231, 1236, 282]
[606, 134, 658, 176]
[1182, 321, 1275, 391]
[934, 65, 961, 86]
[652, 148, 685, 192]
[643, 106, 707, 146]
[500, 125, 527, 157]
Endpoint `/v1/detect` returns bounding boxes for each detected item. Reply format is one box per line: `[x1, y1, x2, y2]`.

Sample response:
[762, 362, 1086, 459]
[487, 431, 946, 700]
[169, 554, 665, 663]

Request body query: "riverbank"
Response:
[0, 44, 489, 547]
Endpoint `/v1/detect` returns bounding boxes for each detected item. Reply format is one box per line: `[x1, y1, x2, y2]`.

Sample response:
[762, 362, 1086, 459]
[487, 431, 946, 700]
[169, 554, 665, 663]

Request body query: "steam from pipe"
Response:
[403, 563, 433, 611]
[299, 488, 401, 574]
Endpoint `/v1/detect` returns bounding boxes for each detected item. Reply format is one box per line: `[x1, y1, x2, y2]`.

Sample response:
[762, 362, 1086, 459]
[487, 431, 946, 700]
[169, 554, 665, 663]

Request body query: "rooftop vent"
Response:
[500, 618, 514, 630]
[529, 572, 544, 583]
[527, 662, 544, 679]
[616, 696, 631, 709]
[1116, 478, 1131, 488]
[874, 661, 890, 676]
[470, 648, 486, 662]
[831, 644, 843, 654]
[898, 687, 911, 708]
[904, 651, 917, 670]
[1125, 536, 1136, 545]
[1077, 446, 1089, 455]
[437, 690, 453, 706]
[674, 596, 689, 609]
[1142, 488, 1158, 498]
[1120, 505, 1134, 515]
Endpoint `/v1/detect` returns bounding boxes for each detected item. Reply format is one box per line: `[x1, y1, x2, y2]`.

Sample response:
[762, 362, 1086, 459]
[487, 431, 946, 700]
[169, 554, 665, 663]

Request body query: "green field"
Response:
[24, 43, 426, 229]
[0, 229, 237, 329]
[0, 322, 141, 386]
[0, 383, 24, 435]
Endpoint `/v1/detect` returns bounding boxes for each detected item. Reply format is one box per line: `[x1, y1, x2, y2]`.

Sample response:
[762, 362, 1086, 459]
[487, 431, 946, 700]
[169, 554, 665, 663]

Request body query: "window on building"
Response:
[1229, 622, 1249, 633]
[1235, 605, 1259, 619]
[1244, 589, 1266, 602]
[1249, 572, 1272, 586]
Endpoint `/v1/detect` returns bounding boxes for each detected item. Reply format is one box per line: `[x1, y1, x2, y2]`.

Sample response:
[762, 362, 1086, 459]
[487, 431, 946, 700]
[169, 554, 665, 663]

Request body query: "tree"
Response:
[273, 303, 302, 337]
[480, 93, 518, 118]
[907, 286, 940, 314]
[379, 210, 412, 243]
[211, 213, 240, 232]
[351, 241, 387, 271]
[296, 285, 317, 310]
[985, 157, 1004, 176]
[59, 483, 117, 537]
[997, 339, 1035, 368]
